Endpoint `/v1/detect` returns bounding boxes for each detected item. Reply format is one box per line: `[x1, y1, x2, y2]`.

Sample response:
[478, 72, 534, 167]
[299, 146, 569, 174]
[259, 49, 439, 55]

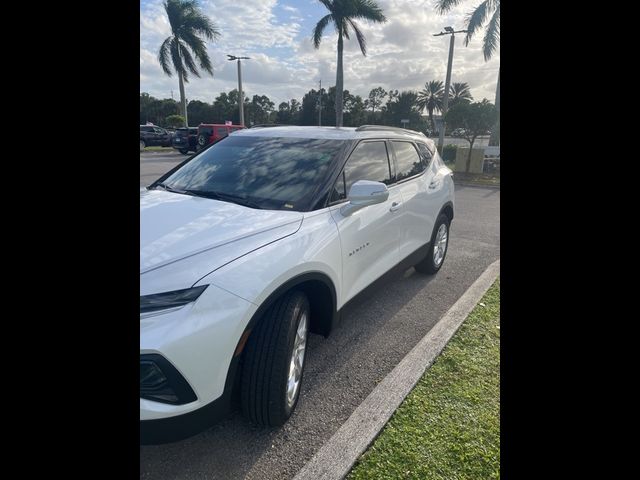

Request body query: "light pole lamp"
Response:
[433, 27, 467, 152]
[227, 55, 251, 126]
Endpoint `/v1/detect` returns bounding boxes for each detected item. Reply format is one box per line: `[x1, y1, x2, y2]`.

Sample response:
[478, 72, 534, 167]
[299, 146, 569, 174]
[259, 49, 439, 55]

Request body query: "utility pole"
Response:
[433, 27, 467, 152]
[318, 79, 322, 127]
[227, 55, 251, 126]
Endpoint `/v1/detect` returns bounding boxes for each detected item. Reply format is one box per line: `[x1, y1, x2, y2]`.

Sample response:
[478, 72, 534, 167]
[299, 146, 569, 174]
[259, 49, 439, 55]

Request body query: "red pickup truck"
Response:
[196, 123, 245, 150]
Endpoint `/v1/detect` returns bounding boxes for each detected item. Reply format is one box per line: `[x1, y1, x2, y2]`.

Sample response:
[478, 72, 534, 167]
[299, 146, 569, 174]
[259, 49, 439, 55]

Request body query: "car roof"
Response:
[231, 125, 434, 145]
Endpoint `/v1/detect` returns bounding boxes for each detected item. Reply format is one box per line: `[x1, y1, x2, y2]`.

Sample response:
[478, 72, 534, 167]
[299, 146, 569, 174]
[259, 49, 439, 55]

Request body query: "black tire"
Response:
[196, 134, 208, 151]
[241, 291, 310, 427]
[415, 213, 451, 274]
[179, 149, 189, 155]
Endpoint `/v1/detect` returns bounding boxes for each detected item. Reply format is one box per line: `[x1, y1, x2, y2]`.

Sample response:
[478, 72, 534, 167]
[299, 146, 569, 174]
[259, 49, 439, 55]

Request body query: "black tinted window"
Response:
[343, 141, 392, 195]
[141, 126, 153, 132]
[416, 142, 433, 165]
[330, 171, 347, 203]
[392, 141, 424, 181]
[161, 136, 346, 211]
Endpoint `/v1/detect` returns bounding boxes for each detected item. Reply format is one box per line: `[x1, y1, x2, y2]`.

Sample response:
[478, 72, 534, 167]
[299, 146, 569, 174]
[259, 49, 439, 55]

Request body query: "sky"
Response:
[140, 0, 500, 107]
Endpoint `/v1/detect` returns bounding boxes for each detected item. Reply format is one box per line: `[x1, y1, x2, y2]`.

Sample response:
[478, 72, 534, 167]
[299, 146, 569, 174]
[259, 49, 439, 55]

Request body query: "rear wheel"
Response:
[196, 134, 208, 151]
[140, 140, 146, 151]
[241, 291, 310, 427]
[415, 213, 450, 274]
[179, 149, 189, 155]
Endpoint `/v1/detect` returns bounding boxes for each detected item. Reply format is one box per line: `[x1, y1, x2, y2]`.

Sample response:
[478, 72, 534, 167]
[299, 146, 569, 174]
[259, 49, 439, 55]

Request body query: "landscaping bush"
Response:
[442, 144, 457, 162]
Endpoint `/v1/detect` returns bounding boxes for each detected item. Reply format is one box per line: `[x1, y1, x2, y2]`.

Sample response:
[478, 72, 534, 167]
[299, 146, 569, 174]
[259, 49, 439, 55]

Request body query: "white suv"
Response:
[140, 125, 454, 442]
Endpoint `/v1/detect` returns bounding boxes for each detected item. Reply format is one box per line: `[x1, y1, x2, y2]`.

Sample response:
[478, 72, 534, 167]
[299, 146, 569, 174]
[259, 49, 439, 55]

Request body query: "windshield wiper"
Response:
[187, 190, 263, 209]
[152, 183, 189, 195]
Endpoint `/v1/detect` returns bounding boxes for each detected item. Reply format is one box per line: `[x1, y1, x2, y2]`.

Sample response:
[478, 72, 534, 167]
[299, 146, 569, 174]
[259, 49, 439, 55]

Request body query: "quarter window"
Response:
[392, 141, 424, 181]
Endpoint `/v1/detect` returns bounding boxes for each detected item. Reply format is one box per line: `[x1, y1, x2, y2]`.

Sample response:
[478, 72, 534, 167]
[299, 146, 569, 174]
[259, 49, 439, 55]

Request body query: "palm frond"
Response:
[158, 37, 174, 76]
[482, 5, 500, 61]
[180, 30, 213, 75]
[178, 41, 200, 79]
[170, 38, 186, 80]
[182, 10, 220, 41]
[313, 13, 333, 48]
[351, 0, 386, 23]
[348, 18, 367, 56]
[464, 0, 490, 45]
[435, 0, 465, 14]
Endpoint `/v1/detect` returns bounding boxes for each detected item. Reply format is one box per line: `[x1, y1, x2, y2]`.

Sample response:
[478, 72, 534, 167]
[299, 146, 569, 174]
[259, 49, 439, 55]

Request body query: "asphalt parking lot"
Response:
[139, 150, 500, 480]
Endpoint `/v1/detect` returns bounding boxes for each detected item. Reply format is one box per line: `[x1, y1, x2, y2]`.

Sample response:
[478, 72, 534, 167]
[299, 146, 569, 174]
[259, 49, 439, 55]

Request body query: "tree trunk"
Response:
[178, 70, 188, 127]
[429, 108, 436, 133]
[335, 32, 344, 127]
[466, 137, 475, 173]
[489, 67, 500, 146]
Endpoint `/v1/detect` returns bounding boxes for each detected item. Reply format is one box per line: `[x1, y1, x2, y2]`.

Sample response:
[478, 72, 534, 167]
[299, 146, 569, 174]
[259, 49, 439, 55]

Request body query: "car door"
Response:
[390, 140, 446, 260]
[154, 127, 168, 146]
[329, 140, 403, 304]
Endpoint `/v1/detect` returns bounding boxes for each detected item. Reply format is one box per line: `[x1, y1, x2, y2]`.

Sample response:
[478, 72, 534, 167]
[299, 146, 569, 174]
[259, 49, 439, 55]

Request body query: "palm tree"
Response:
[416, 81, 445, 134]
[312, 0, 387, 127]
[449, 82, 473, 107]
[158, 0, 220, 127]
[435, 0, 500, 144]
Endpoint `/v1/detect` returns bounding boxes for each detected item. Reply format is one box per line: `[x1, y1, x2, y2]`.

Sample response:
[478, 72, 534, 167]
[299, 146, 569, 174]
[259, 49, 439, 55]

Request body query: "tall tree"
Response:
[416, 81, 445, 134]
[364, 87, 387, 122]
[158, 0, 220, 126]
[436, 0, 500, 144]
[445, 99, 497, 172]
[449, 82, 473, 107]
[312, 0, 387, 127]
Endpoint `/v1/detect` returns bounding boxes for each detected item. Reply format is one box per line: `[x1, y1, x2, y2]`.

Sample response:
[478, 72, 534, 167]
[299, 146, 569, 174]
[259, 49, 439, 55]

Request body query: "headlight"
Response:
[140, 285, 208, 314]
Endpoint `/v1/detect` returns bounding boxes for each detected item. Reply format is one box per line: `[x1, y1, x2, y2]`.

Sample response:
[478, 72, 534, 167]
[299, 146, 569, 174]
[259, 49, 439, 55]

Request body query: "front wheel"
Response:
[140, 140, 146, 151]
[415, 213, 451, 274]
[241, 291, 310, 427]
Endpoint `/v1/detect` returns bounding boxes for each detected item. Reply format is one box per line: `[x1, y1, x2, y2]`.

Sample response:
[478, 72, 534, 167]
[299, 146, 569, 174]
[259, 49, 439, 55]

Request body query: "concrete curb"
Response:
[293, 259, 500, 480]
[454, 182, 501, 190]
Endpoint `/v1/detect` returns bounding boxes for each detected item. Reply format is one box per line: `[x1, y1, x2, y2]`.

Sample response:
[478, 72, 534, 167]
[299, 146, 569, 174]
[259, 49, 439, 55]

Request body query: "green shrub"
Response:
[442, 144, 457, 162]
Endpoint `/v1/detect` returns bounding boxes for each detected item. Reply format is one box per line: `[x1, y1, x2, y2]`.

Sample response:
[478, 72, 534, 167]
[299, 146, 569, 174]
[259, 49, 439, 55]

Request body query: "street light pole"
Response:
[227, 55, 250, 126]
[433, 27, 467, 152]
[318, 79, 322, 127]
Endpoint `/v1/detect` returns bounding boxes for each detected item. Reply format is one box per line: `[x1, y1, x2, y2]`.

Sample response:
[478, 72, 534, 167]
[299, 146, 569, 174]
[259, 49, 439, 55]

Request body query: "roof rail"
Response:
[355, 125, 425, 136]
[248, 123, 291, 128]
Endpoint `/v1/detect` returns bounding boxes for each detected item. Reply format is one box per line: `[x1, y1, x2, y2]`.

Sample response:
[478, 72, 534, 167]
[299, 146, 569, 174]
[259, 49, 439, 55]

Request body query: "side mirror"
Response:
[340, 180, 389, 217]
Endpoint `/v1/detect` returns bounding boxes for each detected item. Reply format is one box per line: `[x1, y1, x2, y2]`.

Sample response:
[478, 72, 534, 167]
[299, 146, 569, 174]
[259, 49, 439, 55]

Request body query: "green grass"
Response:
[348, 278, 500, 480]
[142, 146, 174, 152]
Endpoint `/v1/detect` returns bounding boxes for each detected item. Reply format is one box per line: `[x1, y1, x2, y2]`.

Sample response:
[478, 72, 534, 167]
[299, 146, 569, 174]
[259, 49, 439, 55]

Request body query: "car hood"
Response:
[140, 189, 303, 280]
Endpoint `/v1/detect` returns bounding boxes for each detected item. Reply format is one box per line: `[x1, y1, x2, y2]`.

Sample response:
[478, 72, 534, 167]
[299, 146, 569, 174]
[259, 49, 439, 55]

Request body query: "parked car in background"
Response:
[172, 127, 198, 154]
[451, 128, 467, 137]
[140, 125, 454, 443]
[140, 125, 172, 150]
[196, 123, 245, 151]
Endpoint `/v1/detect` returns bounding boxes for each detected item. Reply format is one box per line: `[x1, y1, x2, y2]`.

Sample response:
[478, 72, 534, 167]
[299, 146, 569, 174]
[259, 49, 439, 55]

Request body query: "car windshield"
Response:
[158, 135, 347, 211]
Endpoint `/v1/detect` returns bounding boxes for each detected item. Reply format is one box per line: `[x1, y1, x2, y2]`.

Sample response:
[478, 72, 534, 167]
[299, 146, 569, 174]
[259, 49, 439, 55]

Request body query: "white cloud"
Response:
[140, 0, 499, 106]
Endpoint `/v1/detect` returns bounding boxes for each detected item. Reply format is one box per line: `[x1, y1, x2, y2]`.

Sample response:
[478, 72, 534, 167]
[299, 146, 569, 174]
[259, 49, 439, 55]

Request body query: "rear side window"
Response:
[416, 143, 433, 166]
[215, 127, 229, 138]
[140, 126, 153, 132]
[331, 141, 392, 203]
[392, 141, 424, 181]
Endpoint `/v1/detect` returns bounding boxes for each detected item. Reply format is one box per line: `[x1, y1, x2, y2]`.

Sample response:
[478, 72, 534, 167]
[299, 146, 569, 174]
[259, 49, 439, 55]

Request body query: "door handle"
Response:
[389, 201, 401, 212]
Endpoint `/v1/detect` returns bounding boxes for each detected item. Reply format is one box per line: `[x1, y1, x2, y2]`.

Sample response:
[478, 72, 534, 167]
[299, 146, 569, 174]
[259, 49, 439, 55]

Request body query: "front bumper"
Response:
[140, 282, 257, 423]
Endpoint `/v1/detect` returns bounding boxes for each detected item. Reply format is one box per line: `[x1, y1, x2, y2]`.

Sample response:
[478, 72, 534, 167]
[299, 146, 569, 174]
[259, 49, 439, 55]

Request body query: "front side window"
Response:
[346, 140, 392, 186]
[392, 141, 424, 181]
[158, 136, 346, 211]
